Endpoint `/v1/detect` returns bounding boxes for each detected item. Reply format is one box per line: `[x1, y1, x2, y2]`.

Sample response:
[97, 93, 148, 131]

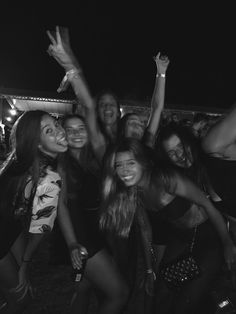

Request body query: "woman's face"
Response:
[125, 114, 145, 140]
[163, 134, 193, 168]
[64, 117, 88, 149]
[97, 93, 119, 126]
[39, 114, 68, 157]
[115, 151, 144, 187]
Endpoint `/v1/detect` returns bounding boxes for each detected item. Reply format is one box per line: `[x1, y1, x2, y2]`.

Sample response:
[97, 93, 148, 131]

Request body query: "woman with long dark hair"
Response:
[57, 114, 128, 314]
[100, 138, 236, 314]
[0, 110, 68, 313]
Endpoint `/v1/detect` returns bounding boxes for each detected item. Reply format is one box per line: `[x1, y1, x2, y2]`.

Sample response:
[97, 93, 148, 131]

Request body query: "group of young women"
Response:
[1, 25, 236, 314]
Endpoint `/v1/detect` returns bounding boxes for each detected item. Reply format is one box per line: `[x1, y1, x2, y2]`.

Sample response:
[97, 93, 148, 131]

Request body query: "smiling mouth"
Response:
[122, 175, 133, 181]
[57, 137, 67, 147]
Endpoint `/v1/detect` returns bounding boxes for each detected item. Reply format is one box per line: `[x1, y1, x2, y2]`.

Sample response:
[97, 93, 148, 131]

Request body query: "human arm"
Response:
[57, 166, 87, 270]
[145, 52, 170, 148]
[170, 172, 236, 269]
[47, 26, 106, 161]
[202, 105, 236, 159]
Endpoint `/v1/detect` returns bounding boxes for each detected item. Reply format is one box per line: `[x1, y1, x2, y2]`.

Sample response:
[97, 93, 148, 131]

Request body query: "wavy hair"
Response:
[0, 110, 49, 216]
[100, 138, 151, 237]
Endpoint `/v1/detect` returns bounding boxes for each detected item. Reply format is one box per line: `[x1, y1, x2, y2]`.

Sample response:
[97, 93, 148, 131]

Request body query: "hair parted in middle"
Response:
[100, 138, 151, 237]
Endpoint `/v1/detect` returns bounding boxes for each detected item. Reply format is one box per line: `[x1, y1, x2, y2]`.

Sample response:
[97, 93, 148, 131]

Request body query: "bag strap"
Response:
[189, 225, 198, 252]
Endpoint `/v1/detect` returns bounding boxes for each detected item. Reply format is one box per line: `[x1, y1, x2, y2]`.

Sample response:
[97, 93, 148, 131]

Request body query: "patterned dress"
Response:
[0, 153, 61, 259]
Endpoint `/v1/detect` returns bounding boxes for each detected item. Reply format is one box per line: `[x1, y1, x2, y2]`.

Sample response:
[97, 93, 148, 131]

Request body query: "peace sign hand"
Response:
[47, 26, 78, 71]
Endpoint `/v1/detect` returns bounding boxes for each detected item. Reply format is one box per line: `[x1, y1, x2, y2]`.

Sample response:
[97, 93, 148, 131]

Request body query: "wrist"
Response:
[156, 73, 166, 78]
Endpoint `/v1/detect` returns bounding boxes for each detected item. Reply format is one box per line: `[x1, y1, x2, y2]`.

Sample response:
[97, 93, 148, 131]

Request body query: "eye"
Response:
[46, 128, 53, 134]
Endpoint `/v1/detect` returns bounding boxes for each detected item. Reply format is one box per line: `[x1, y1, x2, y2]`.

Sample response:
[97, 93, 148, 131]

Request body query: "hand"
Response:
[153, 52, 170, 75]
[47, 26, 79, 71]
[145, 270, 156, 296]
[139, 269, 156, 296]
[69, 243, 88, 270]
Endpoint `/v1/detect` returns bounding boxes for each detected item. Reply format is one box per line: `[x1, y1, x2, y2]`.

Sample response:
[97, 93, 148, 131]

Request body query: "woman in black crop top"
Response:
[100, 138, 236, 314]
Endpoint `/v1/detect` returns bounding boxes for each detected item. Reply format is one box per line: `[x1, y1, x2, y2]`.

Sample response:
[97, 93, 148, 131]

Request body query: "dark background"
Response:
[0, 2, 235, 109]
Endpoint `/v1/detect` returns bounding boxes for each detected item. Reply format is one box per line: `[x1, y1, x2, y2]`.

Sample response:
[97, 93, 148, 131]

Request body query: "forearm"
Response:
[146, 75, 166, 141]
[22, 233, 45, 262]
[58, 201, 78, 248]
[202, 106, 236, 154]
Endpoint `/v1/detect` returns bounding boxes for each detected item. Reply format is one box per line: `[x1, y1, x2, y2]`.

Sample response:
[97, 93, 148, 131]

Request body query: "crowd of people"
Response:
[0, 25, 236, 314]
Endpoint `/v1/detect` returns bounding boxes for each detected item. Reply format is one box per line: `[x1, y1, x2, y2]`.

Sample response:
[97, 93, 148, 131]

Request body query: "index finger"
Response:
[46, 30, 57, 45]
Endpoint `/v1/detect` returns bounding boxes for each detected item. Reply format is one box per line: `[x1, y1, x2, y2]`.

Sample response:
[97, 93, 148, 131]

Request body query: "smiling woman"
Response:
[0, 110, 67, 313]
[100, 137, 236, 313]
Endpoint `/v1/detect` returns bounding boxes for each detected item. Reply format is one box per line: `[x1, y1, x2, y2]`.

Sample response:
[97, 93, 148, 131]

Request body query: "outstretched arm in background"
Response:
[202, 104, 236, 160]
[47, 26, 106, 161]
[145, 52, 170, 148]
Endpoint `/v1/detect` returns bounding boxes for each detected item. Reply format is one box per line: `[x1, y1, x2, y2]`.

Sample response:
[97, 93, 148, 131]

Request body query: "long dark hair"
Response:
[156, 122, 209, 191]
[0, 110, 49, 216]
[100, 138, 152, 237]
[61, 114, 100, 175]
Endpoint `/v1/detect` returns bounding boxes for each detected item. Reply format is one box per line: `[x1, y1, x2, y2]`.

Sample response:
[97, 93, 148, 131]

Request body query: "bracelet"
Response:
[146, 269, 156, 280]
[156, 73, 166, 78]
[66, 68, 82, 80]
[57, 68, 82, 93]
[146, 269, 153, 274]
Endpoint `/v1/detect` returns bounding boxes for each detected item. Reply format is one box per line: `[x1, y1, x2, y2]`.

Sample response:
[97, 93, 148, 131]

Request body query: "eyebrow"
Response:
[41, 124, 52, 130]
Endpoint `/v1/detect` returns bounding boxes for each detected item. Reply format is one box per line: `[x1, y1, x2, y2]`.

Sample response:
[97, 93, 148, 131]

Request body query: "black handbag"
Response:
[159, 226, 201, 290]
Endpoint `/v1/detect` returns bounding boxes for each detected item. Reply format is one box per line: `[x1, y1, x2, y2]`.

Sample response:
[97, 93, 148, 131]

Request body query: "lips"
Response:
[57, 136, 68, 147]
[122, 175, 133, 182]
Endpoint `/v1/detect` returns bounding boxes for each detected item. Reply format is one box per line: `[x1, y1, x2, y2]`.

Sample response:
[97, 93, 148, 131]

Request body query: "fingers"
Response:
[71, 249, 82, 269]
[59, 26, 70, 46]
[56, 25, 62, 46]
[46, 30, 57, 45]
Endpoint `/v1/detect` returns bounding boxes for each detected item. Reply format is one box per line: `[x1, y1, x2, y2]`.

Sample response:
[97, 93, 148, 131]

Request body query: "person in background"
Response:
[0, 110, 67, 313]
[95, 89, 121, 144]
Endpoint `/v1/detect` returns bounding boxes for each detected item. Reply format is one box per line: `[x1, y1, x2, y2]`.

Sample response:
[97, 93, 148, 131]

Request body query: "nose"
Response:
[57, 125, 65, 136]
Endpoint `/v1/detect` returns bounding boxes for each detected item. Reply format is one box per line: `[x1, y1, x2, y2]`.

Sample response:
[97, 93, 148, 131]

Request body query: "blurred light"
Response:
[9, 109, 17, 116]
[6, 117, 12, 122]
[120, 107, 124, 117]
[12, 99, 16, 105]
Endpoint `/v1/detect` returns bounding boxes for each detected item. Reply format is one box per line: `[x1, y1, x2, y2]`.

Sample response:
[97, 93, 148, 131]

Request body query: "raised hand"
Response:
[153, 52, 170, 75]
[47, 26, 79, 71]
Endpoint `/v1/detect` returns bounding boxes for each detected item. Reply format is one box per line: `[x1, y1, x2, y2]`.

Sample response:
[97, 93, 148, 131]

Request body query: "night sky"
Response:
[0, 2, 235, 109]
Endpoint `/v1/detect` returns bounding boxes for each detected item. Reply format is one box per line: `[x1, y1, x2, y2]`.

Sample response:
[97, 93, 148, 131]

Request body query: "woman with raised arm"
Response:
[116, 52, 169, 147]
[100, 138, 236, 314]
[47, 27, 129, 314]
[0, 110, 68, 313]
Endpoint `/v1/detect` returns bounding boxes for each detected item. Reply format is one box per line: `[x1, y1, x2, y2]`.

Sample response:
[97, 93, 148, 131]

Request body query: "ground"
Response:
[21, 234, 236, 314]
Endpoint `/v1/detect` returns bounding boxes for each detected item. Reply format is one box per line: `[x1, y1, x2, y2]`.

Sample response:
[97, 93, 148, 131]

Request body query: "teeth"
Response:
[123, 176, 132, 180]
